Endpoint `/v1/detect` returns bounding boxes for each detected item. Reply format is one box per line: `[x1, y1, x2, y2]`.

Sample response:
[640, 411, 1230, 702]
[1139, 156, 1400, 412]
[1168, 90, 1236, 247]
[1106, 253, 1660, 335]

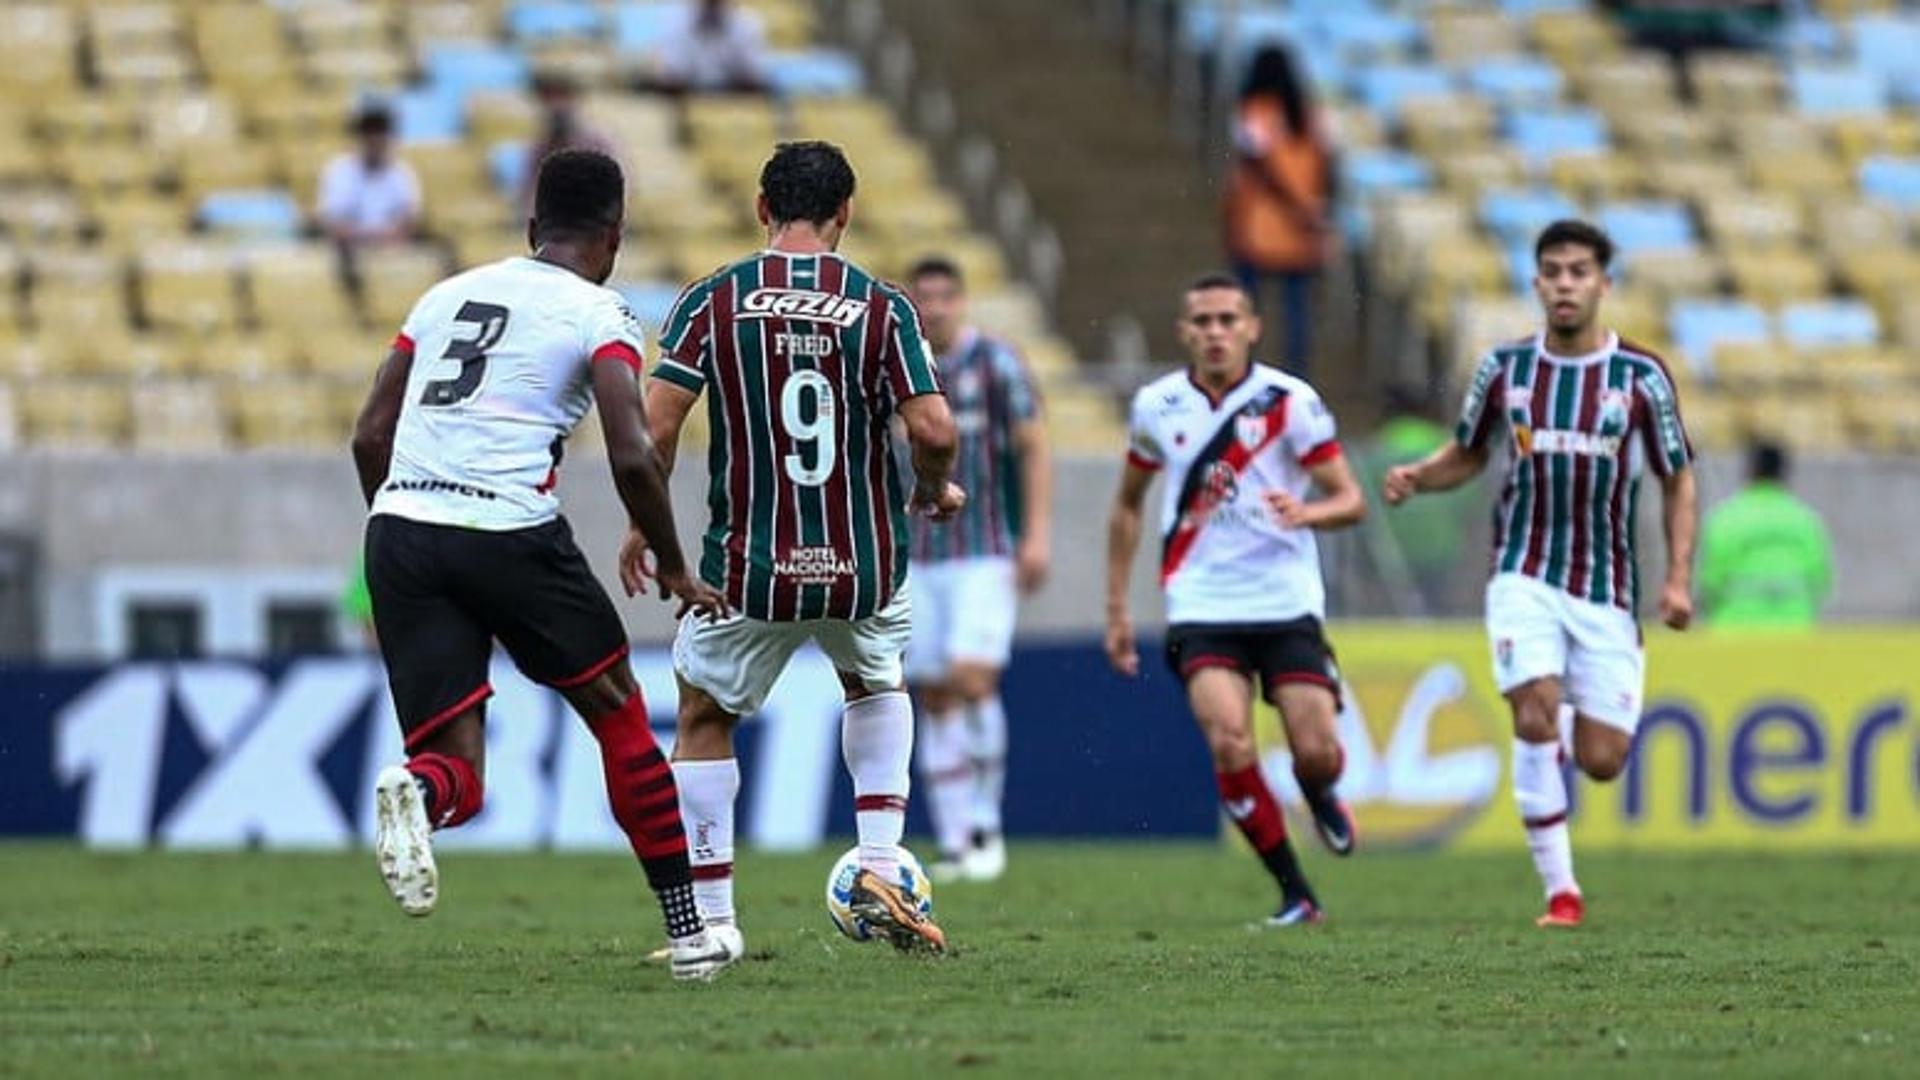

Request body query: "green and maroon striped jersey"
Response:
[652, 250, 944, 621]
[1456, 332, 1693, 613]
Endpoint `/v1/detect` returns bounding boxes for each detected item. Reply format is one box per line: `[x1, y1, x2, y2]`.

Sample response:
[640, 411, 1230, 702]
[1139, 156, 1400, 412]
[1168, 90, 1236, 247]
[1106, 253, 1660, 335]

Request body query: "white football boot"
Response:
[373, 765, 439, 916]
[669, 923, 744, 982]
[965, 834, 1007, 882]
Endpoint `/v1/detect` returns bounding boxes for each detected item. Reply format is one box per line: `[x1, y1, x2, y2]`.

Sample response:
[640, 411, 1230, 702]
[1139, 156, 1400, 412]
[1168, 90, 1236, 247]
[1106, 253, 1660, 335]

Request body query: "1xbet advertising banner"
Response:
[1252, 627, 1920, 849]
[0, 643, 1217, 848]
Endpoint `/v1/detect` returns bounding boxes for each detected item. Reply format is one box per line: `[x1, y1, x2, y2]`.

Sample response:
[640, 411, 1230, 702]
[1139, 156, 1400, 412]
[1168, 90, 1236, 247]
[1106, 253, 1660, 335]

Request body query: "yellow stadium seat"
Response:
[859, 189, 970, 244]
[686, 98, 779, 148]
[90, 196, 192, 257]
[1814, 201, 1910, 260]
[1849, 394, 1920, 453]
[1530, 9, 1622, 70]
[1574, 52, 1679, 110]
[300, 329, 392, 381]
[28, 283, 132, 338]
[289, 3, 392, 50]
[0, 246, 21, 329]
[178, 143, 278, 203]
[1726, 250, 1828, 309]
[59, 143, 169, 195]
[404, 2, 498, 50]
[356, 247, 453, 329]
[447, 227, 532, 272]
[245, 244, 358, 334]
[38, 97, 141, 144]
[1327, 104, 1387, 150]
[1690, 54, 1781, 114]
[1547, 153, 1639, 204]
[1747, 151, 1848, 202]
[272, 139, 353, 211]
[1679, 392, 1741, 452]
[140, 245, 242, 334]
[1435, 147, 1528, 197]
[1450, 295, 1539, 379]
[1605, 289, 1666, 346]
[304, 47, 408, 90]
[0, 333, 83, 381]
[1415, 240, 1507, 336]
[96, 50, 198, 96]
[20, 380, 130, 448]
[87, 3, 181, 47]
[1835, 250, 1920, 322]
[132, 378, 231, 453]
[227, 377, 341, 450]
[250, 92, 352, 143]
[1711, 342, 1796, 389]
[467, 91, 540, 144]
[1830, 114, 1920, 168]
[1431, 8, 1524, 65]
[1613, 108, 1720, 160]
[1402, 96, 1497, 156]
[1745, 390, 1851, 453]
[1644, 157, 1743, 204]
[1620, 250, 1723, 301]
[529, 45, 618, 92]
[970, 291, 1051, 345]
[1729, 113, 1825, 165]
[0, 380, 16, 452]
[1701, 193, 1805, 250]
[143, 94, 245, 150]
[191, 333, 305, 381]
[0, 130, 48, 185]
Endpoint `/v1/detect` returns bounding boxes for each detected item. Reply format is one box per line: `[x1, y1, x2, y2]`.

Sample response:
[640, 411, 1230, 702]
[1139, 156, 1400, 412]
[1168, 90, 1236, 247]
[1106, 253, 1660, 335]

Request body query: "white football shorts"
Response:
[904, 557, 1019, 681]
[672, 589, 912, 716]
[1485, 571, 1646, 733]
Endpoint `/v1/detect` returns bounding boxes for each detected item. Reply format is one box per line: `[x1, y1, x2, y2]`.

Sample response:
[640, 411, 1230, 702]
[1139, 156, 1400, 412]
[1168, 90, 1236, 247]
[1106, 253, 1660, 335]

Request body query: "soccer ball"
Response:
[824, 845, 934, 942]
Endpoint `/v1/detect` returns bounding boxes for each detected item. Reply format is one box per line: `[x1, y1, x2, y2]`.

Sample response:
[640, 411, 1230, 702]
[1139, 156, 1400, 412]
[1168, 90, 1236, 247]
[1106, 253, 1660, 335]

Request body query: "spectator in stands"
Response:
[316, 103, 421, 250]
[1222, 45, 1335, 376]
[1699, 440, 1832, 628]
[518, 72, 622, 213]
[1367, 386, 1471, 616]
[646, 0, 771, 94]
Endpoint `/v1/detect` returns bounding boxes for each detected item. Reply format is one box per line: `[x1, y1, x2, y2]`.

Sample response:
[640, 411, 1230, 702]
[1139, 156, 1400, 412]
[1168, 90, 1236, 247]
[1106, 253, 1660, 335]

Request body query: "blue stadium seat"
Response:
[1860, 156, 1920, 209]
[1340, 150, 1432, 240]
[613, 280, 686, 331]
[1498, 0, 1583, 13]
[197, 190, 303, 239]
[1468, 58, 1564, 107]
[1597, 201, 1695, 252]
[1780, 300, 1879, 349]
[506, 1, 601, 42]
[1851, 14, 1920, 81]
[422, 45, 532, 100]
[1779, 12, 1842, 59]
[1790, 63, 1887, 115]
[1670, 300, 1770, 371]
[1353, 65, 1455, 120]
[614, 2, 682, 54]
[1311, 8, 1422, 56]
[394, 90, 465, 143]
[489, 141, 529, 195]
[1506, 107, 1607, 165]
[767, 50, 865, 97]
[1504, 245, 1540, 292]
[1481, 188, 1581, 247]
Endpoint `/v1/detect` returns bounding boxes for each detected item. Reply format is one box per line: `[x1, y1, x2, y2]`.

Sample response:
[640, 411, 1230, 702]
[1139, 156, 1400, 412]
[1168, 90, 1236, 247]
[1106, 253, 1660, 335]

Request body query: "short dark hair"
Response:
[760, 141, 856, 227]
[533, 149, 624, 241]
[1750, 439, 1788, 483]
[908, 255, 963, 288]
[1187, 272, 1247, 296]
[1535, 219, 1614, 270]
[352, 103, 394, 137]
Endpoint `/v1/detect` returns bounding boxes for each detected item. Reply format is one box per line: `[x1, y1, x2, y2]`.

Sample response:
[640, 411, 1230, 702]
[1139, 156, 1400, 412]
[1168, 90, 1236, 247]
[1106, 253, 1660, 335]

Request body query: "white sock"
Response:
[967, 693, 1008, 838]
[672, 758, 739, 924]
[917, 705, 974, 860]
[844, 691, 913, 879]
[1512, 738, 1578, 898]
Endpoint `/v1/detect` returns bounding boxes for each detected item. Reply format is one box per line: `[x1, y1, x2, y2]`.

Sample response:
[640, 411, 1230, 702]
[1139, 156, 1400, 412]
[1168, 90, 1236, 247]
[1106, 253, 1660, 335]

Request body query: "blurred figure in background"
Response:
[1699, 440, 1832, 629]
[648, 0, 771, 94]
[518, 73, 622, 213]
[317, 103, 421, 251]
[1222, 45, 1335, 377]
[1367, 385, 1469, 617]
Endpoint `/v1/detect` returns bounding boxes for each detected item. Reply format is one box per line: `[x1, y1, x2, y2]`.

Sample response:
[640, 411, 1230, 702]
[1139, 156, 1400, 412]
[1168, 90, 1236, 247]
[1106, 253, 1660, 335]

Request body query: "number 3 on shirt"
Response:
[780, 369, 837, 486]
[420, 301, 510, 407]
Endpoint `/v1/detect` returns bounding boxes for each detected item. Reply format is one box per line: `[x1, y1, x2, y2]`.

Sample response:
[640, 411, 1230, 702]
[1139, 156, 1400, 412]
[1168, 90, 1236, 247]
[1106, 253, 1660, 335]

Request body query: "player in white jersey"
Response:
[350, 150, 736, 980]
[1105, 274, 1366, 926]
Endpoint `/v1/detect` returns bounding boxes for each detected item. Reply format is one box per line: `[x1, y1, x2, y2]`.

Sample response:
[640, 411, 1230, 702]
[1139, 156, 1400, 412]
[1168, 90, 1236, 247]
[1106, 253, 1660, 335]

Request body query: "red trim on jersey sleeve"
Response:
[1299, 440, 1343, 466]
[591, 341, 643, 372]
[392, 333, 415, 356]
[1126, 449, 1163, 472]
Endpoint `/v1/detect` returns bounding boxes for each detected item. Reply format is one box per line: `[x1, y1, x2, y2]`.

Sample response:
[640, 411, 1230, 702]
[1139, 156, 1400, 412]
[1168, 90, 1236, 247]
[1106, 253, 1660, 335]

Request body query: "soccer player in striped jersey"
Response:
[1384, 220, 1699, 929]
[634, 141, 963, 953]
[902, 255, 1052, 884]
[1106, 274, 1367, 927]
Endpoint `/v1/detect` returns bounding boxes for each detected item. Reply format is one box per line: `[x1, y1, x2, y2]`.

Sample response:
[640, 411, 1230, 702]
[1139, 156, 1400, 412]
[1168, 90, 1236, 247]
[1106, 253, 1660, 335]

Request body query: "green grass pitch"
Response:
[1, 844, 1914, 1077]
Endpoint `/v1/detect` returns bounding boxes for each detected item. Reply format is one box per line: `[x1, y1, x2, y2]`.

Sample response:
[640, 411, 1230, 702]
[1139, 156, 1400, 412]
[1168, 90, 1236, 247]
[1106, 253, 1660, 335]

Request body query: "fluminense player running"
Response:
[1105, 274, 1365, 926]
[635, 141, 963, 953]
[1385, 219, 1698, 929]
[351, 150, 736, 980]
[902, 255, 1052, 884]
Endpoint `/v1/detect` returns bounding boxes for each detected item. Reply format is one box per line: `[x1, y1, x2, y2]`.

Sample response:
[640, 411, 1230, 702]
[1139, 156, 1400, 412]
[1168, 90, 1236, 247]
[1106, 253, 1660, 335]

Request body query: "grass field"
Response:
[1, 843, 1914, 1077]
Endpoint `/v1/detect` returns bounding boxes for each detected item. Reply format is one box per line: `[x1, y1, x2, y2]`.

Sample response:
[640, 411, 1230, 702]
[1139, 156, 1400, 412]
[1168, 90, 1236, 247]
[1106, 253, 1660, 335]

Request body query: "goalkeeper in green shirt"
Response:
[1699, 442, 1831, 628]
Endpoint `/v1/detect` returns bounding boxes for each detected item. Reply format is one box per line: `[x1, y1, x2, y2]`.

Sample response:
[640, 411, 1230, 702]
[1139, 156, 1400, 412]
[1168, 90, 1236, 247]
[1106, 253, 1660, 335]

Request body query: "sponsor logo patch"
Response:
[739, 288, 869, 327]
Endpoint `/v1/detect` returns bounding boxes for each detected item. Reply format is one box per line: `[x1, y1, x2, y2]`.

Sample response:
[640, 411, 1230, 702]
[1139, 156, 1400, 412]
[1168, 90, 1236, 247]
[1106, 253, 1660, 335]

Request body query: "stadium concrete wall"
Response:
[3, 450, 1919, 659]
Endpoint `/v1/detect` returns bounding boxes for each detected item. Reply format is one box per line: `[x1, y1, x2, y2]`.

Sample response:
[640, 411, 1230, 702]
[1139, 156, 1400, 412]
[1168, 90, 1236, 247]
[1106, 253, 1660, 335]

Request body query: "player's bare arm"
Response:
[1658, 466, 1698, 631]
[1267, 452, 1367, 530]
[1383, 442, 1489, 505]
[1013, 415, 1053, 593]
[1104, 461, 1155, 677]
[592, 359, 725, 618]
[899, 392, 965, 521]
[350, 343, 416, 506]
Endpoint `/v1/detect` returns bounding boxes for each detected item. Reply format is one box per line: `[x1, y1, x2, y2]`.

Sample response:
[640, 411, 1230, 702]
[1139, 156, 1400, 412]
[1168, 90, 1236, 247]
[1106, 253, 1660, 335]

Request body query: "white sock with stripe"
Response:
[1513, 738, 1578, 899]
[671, 758, 739, 925]
[967, 693, 1008, 839]
[844, 691, 913, 880]
[917, 705, 974, 860]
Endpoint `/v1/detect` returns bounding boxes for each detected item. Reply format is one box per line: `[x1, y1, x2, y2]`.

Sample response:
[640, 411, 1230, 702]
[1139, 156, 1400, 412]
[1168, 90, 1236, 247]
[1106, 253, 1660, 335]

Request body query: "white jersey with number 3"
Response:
[372, 257, 646, 531]
[1126, 364, 1342, 625]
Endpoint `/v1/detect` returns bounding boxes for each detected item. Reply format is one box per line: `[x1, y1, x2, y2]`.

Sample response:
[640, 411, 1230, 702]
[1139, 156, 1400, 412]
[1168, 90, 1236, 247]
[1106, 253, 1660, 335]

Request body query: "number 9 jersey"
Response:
[650, 250, 943, 622]
[372, 257, 648, 531]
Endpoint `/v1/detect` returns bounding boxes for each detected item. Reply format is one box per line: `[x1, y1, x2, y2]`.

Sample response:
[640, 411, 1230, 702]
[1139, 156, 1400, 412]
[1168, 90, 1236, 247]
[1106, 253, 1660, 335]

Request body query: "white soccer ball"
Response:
[824, 845, 934, 942]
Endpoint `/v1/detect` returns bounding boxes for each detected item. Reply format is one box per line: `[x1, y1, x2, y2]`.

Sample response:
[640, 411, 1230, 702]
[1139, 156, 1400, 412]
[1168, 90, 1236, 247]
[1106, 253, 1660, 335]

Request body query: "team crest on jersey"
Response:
[1597, 388, 1632, 432]
[1235, 413, 1267, 450]
[953, 368, 983, 400]
[740, 287, 869, 327]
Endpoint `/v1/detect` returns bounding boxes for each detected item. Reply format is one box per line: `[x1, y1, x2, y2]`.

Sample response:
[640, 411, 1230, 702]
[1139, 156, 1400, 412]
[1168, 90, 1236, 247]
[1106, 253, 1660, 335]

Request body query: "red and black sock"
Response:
[1217, 763, 1314, 905]
[588, 692, 702, 941]
[406, 752, 483, 829]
